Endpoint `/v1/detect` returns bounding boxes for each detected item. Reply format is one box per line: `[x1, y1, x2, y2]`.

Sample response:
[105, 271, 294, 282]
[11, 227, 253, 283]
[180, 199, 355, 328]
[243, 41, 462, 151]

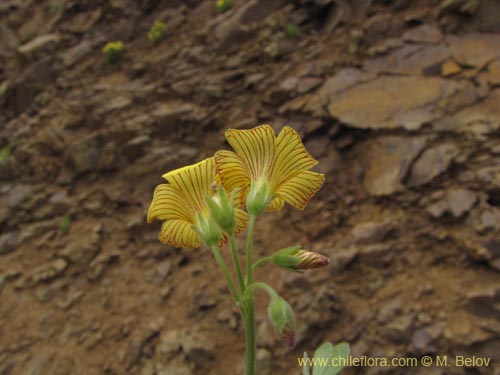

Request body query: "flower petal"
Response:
[147, 184, 193, 223]
[159, 219, 200, 248]
[234, 208, 249, 236]
[215, 150, 251, 206]
[267, 196, 285, 211]
[224, 125, 275, 180]
[163, 158, 216, 215]
[270, 126, 318, 191]
[274, 171, 325, 210]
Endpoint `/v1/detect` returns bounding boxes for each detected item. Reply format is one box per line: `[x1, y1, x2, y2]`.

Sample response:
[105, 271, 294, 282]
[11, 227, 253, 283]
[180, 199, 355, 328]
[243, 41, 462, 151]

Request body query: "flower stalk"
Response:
[147, 125, 330, 375]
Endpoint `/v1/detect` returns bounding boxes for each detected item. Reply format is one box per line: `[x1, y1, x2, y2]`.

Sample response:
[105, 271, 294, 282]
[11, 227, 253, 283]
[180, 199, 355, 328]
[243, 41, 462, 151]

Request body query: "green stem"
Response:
[244, 214, 256, 375]
[229, 235, 245, 293]
[245, 282, 278, 299]
[210, 245, 241, 306]
[252, 256, 272, 270]
[246, 215, 256, 286]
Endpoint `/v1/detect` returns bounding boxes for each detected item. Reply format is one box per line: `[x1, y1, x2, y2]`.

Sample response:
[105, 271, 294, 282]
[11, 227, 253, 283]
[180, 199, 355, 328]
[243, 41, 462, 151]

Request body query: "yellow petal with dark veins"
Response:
[270, 126, 318, 192]
[163, 158, 216, 215]
[274, 171, 325, 210]
[159, 219, 200, 248]
[225, 125, 275, 180]
[147, 184, 192, 224]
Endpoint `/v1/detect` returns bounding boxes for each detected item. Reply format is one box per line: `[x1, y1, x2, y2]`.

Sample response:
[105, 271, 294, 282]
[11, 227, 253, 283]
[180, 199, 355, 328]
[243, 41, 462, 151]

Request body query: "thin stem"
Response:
[245, 282, 278, 299]
[244, 214, 257, 375]
[229, 235, 245, 293]
[210, 245, 241, 306]
[246, 215, 256, 286]
[252, 256, 272, 270]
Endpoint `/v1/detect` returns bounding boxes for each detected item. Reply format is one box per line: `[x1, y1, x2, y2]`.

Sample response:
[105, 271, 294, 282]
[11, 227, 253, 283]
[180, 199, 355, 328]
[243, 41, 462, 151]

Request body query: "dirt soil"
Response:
[1, 0, 500, 374]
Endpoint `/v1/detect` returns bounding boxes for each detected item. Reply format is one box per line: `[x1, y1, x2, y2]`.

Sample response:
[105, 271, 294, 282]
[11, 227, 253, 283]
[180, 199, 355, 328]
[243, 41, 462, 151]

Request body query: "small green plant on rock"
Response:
[102, 41, 124, 63]
[46, 3, 59, 14]
[60, 216, 71, 234]
[285, 23, 300, 37]
[148, 20, 167, 44]
[216, 0, 234, 12]
[0, 146, 10, 162]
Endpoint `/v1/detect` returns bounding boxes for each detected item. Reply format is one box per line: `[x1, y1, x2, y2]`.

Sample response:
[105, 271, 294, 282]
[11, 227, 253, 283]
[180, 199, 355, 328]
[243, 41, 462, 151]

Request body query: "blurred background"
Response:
[0, 0, 499, 374]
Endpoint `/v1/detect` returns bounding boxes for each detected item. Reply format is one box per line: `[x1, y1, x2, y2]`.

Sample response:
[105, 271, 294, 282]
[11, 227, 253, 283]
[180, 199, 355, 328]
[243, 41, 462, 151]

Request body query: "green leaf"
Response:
[312, 342, 350, 375]
[0, 146, 10, 161]
[60, 216, 71, 233]
[302, 352, 311, 375]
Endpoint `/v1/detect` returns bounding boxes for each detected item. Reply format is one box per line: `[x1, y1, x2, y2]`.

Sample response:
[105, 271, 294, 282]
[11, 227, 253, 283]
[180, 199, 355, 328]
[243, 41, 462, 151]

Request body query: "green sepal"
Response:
[268, 294, 296, 333]
[205, 187, 235, 235]
[271, 245, 302, 271]
[246, 179, 271, 217]
[194, 213, 221, 247]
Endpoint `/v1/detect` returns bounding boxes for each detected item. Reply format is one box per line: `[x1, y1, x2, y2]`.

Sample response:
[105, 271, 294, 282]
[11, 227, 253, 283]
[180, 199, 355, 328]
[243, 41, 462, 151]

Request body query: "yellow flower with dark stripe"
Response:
[147, 157, 247, 248]
[215, 125, 325, 212]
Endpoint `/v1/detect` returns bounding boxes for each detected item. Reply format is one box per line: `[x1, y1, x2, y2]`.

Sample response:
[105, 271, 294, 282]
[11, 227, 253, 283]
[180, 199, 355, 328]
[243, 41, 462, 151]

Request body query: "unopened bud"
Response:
[195, 213, 221, 247]
[271, 246, 330, 271]
[268, 295, 296, 348]
[206, 187, 236, 235]
[246, 179, 271, 217]
[295, 250, 330, 270]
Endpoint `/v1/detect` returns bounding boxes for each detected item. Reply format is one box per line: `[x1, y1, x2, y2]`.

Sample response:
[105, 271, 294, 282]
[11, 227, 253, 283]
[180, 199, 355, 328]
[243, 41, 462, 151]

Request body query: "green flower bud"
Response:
[271, 246, 302, 271]
[206, 188, 235, 235]
[194, 213, 221, 247]
[246, 179, 271, 217]
[268, 295, 296, 347]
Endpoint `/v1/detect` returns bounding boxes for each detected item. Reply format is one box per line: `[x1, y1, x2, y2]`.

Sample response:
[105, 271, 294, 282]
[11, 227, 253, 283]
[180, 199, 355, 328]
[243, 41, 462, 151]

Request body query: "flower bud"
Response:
[271, 246, 330, 271]
[295, 250, 330, 270]
[246, 179, 271, 217]
[195, 213, 221, 247]
[206, 187, 236, 235]
[268, 295, 296, 347]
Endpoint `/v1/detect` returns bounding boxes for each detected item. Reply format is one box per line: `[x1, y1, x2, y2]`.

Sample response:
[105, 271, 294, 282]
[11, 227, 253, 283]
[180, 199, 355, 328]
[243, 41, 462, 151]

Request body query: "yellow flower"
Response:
[215, 125, 325, 212]
[147, 157, 247, 248]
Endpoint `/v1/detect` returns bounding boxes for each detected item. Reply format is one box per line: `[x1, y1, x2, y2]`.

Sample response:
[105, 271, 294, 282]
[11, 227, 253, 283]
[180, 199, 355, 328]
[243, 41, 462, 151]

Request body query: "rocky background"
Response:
[1, 0, 500, 374]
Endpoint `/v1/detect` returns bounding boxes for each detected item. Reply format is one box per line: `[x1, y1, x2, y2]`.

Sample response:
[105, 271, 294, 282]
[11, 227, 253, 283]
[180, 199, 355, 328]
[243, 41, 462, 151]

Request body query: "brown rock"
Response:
[65, 134, 102, 174]
[363, 136, 427, 196]
[402, 24, 444, 44]
[446, 188, 477, 217]
[479, 58, 500, 85]
[383, 314, 415, 343]
[351, 219, 394, 244]
[434, 89, 500, 137]
[408, 143, 460, 187]
[365, 45, 450, 75]
[301, 68, 376, 117]
[447, 33, 500, 68]
[466, 287, 500, 319]
[17, 34, 60, 56]
[297, 77, 323, 94]
[0, 231, 19, 255]
[328, 76, 461, 131]
[441, 59, 462, 76]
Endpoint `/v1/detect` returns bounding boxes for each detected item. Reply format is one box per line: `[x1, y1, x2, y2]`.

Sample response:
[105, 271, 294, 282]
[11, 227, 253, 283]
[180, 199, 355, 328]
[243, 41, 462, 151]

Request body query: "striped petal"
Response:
[267, 196, 285, 211]
[225, 125, 275, 180]
[270, 127, 318, 191]
[147, 184, 192, 224]
[163, 158, 216, 215]
[159, 219, 200, 248]
[234, 208, 249, 236]
[215, 150, 251, 207]
[274, 171, 325, 210]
